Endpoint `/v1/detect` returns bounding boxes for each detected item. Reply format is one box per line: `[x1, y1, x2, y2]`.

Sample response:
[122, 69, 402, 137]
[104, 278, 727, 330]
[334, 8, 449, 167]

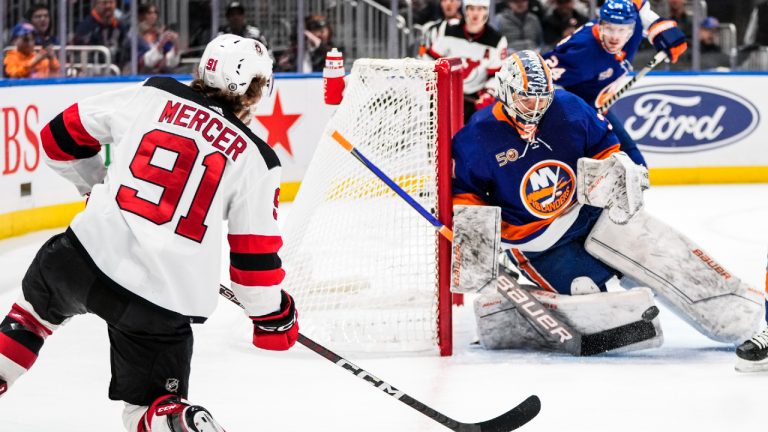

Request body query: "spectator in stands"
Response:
[418, 0, 463, 56]
[667, 0, 693, 41]
[698, 16, 730, 69]
[496, 0, 544, 52]
[219, 1, 269, 48]
[494, 0, 547, 22]
[542, 0, 588, 48]
[668, 16, 730, 70]
[73, 0, 129, 68]
[277, 15, 336, 72]
[439, 0, 463, 22]
[130, 2, 181, 74]
[412, 0, 443, 25]
[708, 0, 754, 44]
[26, 3, 59, 46]
[4, 23, 60, 78]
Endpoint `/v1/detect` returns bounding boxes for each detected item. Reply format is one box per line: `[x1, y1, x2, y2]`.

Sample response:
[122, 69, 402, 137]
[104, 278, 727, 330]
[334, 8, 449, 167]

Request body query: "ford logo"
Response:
[611, 84, 759, 153]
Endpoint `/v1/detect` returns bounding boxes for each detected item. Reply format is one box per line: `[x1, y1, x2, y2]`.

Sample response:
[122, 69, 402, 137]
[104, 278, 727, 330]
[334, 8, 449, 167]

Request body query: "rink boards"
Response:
[0, 71, 767, 238]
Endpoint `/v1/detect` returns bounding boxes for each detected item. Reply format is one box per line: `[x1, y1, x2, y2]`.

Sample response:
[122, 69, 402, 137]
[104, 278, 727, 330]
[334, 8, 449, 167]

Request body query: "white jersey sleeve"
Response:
[225, 162, 285, 317]
[637, 0, 662, 32]
[40, 85, 142, 195]
[40, 77, 284, 321]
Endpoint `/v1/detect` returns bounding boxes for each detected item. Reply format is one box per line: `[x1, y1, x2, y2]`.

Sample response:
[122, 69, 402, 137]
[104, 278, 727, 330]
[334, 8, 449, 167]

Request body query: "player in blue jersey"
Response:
[542, 0, 687, 166]
[454, 51, 764, 354]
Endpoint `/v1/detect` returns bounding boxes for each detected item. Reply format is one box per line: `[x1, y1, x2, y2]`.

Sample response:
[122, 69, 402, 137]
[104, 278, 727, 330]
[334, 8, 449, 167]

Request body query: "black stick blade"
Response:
[474, 395, 541, 432]
[580, 306, 660, 356]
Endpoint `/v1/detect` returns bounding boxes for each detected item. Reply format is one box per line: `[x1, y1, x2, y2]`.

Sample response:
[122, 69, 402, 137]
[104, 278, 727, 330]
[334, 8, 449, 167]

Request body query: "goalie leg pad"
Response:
[474, 289, 558, 351]
[585, 210, 765, 343]
[474, 285, 663, 352]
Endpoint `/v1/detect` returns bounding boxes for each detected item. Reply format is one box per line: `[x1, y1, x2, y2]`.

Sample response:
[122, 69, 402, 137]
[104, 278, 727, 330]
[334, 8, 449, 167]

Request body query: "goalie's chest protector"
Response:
[452, 91, 619, 247]
[542, 20, 643, 108]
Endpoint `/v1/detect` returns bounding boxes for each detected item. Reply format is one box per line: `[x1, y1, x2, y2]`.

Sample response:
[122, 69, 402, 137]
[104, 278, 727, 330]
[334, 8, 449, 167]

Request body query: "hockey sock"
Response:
[0, 303, 53, 392]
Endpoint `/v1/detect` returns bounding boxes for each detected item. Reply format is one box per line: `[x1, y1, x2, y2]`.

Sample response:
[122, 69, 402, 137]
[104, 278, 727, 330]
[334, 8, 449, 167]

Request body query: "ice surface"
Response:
[0, 184, 767, 431]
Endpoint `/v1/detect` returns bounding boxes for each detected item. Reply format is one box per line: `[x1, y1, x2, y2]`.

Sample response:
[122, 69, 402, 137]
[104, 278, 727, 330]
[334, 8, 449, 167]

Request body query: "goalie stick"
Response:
[598, 51, 667, 113]
[330, 130, 659, 356]
[218, 284, 541, 432]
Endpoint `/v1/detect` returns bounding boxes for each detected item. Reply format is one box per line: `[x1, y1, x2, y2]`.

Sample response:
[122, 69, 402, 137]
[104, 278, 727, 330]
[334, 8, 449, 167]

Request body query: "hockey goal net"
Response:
[281, 58, 463, 355]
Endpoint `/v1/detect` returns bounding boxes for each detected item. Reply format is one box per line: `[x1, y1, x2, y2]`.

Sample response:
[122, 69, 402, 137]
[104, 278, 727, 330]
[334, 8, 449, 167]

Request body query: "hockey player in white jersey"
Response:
[422, 0, 508, 123]
[0, 34, 299, 431]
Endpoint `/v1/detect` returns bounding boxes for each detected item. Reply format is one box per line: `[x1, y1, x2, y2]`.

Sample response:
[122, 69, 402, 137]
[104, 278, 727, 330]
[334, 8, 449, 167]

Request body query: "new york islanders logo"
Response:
[520, 160, 575, 218]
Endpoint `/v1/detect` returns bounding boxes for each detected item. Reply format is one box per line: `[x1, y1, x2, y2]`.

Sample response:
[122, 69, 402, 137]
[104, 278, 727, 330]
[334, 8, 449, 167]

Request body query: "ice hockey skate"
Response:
[140, 395, 226, 432]
[735, 328, 768, 373]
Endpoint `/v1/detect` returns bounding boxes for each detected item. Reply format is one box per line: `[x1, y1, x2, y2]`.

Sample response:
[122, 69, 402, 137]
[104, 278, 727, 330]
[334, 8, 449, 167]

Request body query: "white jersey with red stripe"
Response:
[40, 77, 284, 320]
[426, 20, 507, 95]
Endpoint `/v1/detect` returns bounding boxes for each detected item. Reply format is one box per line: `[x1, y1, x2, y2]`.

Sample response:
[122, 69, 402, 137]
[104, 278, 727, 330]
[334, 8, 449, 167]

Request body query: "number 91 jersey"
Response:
[40, 77, 284, 321]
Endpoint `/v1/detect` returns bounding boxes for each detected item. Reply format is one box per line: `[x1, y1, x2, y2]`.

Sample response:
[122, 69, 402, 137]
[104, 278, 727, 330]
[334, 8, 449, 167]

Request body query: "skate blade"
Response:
[735, 357, 768, 373]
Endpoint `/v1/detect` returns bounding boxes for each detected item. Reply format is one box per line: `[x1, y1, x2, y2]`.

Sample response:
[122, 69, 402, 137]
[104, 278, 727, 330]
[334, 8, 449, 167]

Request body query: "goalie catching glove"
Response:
[577, 151, 649, 224]
[251, 290, 299, 351]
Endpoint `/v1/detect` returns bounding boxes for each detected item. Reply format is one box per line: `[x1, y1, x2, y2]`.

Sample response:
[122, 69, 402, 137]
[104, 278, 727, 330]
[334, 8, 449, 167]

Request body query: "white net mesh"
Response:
[281, 58, 444, 353]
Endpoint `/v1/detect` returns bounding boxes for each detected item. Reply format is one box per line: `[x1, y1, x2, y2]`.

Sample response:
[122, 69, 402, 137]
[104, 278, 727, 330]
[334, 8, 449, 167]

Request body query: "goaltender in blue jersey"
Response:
[541, 0, 687, 166]
[453, 51, 621, 268]
[455, 51, 764, 357]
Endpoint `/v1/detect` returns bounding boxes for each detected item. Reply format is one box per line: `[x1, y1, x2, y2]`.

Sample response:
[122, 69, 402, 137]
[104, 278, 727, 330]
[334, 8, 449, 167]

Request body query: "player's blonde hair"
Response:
[190, 76, 268, 122]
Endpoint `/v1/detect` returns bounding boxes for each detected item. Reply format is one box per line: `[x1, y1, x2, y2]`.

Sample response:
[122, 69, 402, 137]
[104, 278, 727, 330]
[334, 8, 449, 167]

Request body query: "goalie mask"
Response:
[598, 0, 637, 55]
[496, 50, 554, 142]
[198, 34, 274, 97]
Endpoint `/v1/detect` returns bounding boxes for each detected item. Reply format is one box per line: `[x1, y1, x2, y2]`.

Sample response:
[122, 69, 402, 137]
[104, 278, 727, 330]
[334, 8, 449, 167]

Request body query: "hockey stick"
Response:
[218, 284, 541, 432]
[330, 130, 659, 356]
[598, 51, 667, 114]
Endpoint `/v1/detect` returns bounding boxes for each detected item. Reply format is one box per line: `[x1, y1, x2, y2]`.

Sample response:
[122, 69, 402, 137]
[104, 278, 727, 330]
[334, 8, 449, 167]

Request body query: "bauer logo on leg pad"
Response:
[692, 249, 731, 280]
[497, 275, 574, 343]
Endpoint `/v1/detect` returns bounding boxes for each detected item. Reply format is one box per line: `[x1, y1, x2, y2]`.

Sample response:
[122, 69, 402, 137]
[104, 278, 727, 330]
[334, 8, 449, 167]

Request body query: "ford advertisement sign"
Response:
[611, 84, 760, 153]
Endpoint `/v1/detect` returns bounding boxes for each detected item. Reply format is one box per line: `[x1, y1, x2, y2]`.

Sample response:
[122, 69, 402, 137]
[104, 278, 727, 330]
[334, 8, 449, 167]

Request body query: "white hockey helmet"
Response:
[463, 0, 490, 10]
[496, 50, 554, 126]
[198, 34, 274, 97]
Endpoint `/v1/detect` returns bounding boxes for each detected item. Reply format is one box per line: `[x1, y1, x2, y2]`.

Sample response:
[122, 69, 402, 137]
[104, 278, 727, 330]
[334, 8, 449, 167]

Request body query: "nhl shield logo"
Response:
[165, 378, 180, 393]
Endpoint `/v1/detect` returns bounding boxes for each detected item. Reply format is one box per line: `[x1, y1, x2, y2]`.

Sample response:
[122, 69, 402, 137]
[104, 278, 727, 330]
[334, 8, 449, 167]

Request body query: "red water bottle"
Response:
[323, 48, 345, 105]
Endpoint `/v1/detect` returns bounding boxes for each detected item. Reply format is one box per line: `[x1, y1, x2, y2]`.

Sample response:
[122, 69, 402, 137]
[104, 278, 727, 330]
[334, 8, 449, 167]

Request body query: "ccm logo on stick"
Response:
[336, 359, 404, 399]
[497, 276, 574, 343]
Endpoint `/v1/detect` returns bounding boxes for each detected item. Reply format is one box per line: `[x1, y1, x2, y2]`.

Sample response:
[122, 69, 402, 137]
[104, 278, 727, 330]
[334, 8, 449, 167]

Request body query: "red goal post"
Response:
[281, 57, 464, 356]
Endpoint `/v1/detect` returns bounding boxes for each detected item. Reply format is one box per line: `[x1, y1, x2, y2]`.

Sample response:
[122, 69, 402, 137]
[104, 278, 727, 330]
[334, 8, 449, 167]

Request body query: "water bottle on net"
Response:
[323, 48, 345, 105]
